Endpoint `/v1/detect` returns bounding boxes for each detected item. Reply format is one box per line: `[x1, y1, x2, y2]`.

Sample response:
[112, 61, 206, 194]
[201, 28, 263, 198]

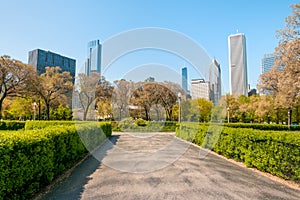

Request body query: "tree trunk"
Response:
[288, 109, 292, 129]
[45, 102, 50, 120]
[0, 98, 4, 120]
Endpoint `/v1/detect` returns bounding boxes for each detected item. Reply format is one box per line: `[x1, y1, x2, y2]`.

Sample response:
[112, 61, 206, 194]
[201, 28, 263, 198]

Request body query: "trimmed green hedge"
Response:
[0, 121, 25, 130]
[225, 123, 300, 131]
[0, 122, 111, 200]
[176, 123, 300, 181]
[112, 118, 177, 132]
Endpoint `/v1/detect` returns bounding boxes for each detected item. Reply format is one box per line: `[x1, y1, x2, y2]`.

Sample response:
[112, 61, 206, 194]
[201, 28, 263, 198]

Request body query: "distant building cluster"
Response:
[184, 58, 222, 105]
[26, 32, 270, 106]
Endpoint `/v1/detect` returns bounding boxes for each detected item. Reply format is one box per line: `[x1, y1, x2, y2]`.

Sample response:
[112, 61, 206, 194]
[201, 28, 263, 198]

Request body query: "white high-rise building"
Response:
[191, 79, 210, 100]
[228, 33, 248, 96]
[209, 59, 222, 104]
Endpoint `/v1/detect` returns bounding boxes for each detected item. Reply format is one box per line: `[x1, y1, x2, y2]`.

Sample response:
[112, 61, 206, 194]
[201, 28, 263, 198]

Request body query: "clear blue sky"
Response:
[0, 0, 297, 93]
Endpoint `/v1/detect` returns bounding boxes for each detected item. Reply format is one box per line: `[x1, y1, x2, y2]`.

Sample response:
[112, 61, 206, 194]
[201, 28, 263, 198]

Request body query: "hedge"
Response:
[176, 123, 300, 181]
[225, 123, 300, 131]
[0, 121, 25, 130]
[112, 118, 177, 132]
[0, 122, 111, 200]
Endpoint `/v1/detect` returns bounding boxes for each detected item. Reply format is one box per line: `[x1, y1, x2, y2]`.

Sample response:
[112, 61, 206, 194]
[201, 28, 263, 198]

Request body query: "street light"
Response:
[178, 92, 182, 123]
[227, 107, 230, 123]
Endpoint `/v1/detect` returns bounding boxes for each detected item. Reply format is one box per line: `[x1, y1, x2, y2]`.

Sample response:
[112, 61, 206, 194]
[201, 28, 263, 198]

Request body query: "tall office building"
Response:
[228, 33, 248, 96]
[181, 67, 188, 93]
[209, 59, 222, 104]
[191, 79, 210, 100]
[28, 49, 76, 79]
[261, 53, 276, 74]
[85, 40, 101, 76]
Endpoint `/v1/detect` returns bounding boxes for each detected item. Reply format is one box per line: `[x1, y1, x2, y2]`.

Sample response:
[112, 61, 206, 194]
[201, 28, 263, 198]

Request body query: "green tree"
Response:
[0, 56, 34, 119]
[5, 97, 33, 120]
[50, 104, 73, 120]
[28, 67, 73, 120]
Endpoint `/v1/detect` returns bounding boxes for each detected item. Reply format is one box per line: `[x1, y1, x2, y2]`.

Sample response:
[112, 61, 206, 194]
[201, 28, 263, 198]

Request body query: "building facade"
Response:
[191, 79, 210, 100]
[181, 67, 188, 93]
[261, 53, 275, 74]
[228, 33, 248, 96]
[85, 40, 101, 76]
[28, 49, 76, 78]
[209, 59, 222, 104]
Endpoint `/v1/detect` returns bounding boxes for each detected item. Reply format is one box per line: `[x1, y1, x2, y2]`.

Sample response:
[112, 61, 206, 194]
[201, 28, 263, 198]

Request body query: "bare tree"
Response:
[75, 72, 99, 120]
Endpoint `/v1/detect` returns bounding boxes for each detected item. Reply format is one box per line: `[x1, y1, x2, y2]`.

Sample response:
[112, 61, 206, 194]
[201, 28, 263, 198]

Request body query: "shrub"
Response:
[0, 121, 111, 199]
[176, 122, 300, 181]
[0, 121, 25, 130]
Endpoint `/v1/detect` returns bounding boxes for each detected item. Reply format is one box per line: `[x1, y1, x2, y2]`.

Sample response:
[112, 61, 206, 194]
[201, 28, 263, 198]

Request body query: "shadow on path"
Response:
[42, 135, 120, 200]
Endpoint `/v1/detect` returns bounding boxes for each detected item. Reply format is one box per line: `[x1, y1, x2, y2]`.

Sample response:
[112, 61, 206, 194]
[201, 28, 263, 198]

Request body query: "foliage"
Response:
[176, 122, 300, 180]
[115, 117, 177, 132]
[28, 67, 73, 120]
[50, 104, 73, 120]
[4, 97, 34, 120]
[0, 121, 111, 199]
[258, 3, 300, 126]
[0, 121, 26, 130]
[0, 56, 35, 119]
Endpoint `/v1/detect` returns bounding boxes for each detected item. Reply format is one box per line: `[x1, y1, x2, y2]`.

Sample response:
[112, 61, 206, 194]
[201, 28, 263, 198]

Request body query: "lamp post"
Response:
[33, 102, 37, 120]
[227, 107, 230, 123]
[178, 92, 182, 123]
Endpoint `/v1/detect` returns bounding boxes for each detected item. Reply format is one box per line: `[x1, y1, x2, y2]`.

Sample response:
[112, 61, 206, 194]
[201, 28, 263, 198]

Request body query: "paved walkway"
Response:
[43, 132, 300, 200]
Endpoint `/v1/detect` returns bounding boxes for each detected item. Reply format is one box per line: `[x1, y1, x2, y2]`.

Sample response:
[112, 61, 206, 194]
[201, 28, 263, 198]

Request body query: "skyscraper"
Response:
[261, 53, 275, 74]
[181, 67, 188, 93]
[85, 40, 101, 76]
[209, 59, 222, 104]
[28, 49, 76, 80]
[228, 33, 248, 96]
[191, 79, 210, 100]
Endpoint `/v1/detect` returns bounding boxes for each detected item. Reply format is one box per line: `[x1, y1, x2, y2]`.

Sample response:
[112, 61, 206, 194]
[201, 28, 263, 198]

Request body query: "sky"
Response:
[0, 0, 298, 93]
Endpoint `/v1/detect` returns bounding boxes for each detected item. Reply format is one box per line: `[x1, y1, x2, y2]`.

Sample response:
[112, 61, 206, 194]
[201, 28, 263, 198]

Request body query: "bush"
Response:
[0, 121, 112, 199]
[225, 123, 300, 131]
[176, 122, 300, 181]
[0, 121, 25, 130]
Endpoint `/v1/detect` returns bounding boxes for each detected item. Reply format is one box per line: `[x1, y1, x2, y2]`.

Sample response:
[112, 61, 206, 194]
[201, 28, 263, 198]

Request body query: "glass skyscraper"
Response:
[228, 33, 248, 96]
[28, 49, 76, 81]
[209, 59, 222, 104]
[84, 40, 101, 76]
[261, 53, 275, 74]
[181, 67, 188, 93]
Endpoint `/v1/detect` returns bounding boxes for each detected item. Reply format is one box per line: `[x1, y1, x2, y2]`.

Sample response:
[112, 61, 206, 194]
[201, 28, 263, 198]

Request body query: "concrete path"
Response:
[43, 132, 300, 200]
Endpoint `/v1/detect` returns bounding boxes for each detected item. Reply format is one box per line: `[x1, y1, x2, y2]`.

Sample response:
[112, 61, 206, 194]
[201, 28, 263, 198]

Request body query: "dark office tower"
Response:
[181, 67, 188, 92]
[85, 40, 101, 76]
[28, 49, 76, 80]
[228, 33, 248, 96]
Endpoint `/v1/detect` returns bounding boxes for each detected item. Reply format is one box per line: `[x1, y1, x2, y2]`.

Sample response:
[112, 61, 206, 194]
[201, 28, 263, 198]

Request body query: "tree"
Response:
[259, 3, 300, 126]
[76, 72, 99, 120]
[5, 97, 33, 120]
[50, 104, 73, 120]
[112, 79, 133, 120]
[0, 56, 34, 119]
[29, 67, 73, 120]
